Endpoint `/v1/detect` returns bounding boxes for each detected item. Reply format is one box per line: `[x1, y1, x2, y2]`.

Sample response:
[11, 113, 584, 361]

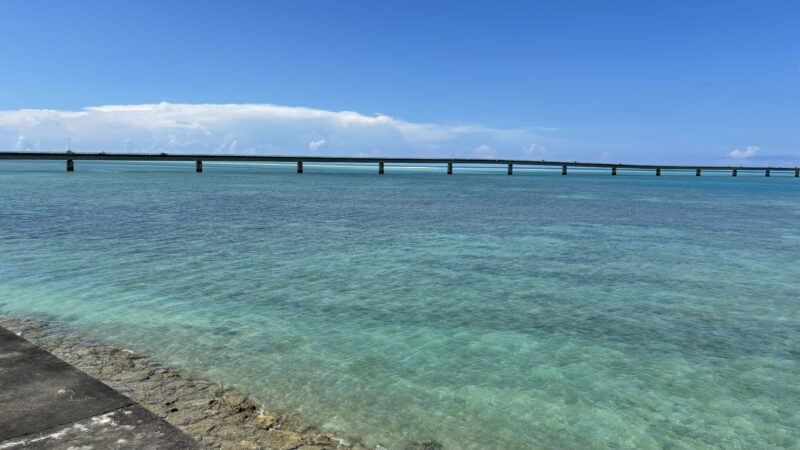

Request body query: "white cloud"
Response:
[473, 144, 496, 158]
[728, 145, 759, 159]
[14, 134, 29, 150]
[308, 138, 326, 151]
[523, 143, 547, 159]
[0, 102, 548, 158]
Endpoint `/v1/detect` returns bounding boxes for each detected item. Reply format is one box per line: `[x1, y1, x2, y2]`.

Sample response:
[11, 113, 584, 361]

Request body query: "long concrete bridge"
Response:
[1, 151, 798, 177]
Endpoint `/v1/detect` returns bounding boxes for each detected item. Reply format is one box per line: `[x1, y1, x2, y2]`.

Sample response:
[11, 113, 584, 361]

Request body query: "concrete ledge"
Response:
[0, 326, 198, 449]
[0, 404, 198, 449]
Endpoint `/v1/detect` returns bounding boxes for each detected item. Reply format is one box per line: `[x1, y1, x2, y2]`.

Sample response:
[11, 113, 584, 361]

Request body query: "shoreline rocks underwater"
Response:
[0, 314, 445, 450]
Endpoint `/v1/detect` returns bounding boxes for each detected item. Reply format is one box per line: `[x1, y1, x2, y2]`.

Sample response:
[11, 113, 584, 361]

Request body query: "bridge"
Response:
[1, 151, 798, 177]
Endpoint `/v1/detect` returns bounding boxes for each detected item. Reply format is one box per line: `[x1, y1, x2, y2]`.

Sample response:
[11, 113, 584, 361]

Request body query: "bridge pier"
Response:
[562, 165, 567, 175]
[447, 162, 453, 175]
[796, 168, 799, 177]
[611, 167, 617, 176]
[195, 160, 203, 173]
[732, 169, 737, 177]
[507, 163, 513, 175]
[66, 160, 74, 172]
[765, 169, 770, 177]
[696, 168, 701, 176]
[297, 161, 303, 173]
[656, 168, 661, 176]
[378, 162, 384, 174]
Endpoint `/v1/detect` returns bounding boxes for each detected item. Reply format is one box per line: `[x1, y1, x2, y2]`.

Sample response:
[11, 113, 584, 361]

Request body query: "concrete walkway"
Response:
[0, 325, 199, 449]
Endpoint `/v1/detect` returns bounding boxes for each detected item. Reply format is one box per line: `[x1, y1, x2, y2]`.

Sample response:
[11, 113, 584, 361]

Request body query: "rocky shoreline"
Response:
[1, 315, 436, 450]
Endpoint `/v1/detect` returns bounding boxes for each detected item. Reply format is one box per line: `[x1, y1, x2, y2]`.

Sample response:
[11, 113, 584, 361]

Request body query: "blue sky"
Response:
[0, 0, 797, 164]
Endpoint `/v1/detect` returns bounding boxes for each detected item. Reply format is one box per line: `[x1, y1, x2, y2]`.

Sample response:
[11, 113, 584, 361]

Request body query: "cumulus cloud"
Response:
[473, 144, 496, 158]
[14, 135, 28, 150]
[523, 143, 547, 159]
[308, 138, 326, 151]
[0, 102, 547, 158]
[728, 145, 759, 159]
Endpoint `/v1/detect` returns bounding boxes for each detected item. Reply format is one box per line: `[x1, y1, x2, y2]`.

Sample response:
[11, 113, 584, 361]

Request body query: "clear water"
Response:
[1, 161, 798, 449]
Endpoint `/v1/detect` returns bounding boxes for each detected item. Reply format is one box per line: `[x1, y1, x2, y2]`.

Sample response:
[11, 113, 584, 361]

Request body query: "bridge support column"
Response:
[507, 163, 513, 175]
[378, 162, 384, 174]
[765, 169, 770, 177]
[447, 162, 453, 175]
[696, 168, 701, 176]
[562, 165, 567, 175]
[66, 160, 74, 172]
[732, 169, 737, 177]
[795, 168, 799, 177]
[195, 160, 203, 173]
[297, 161, 303, 173]
[656, 168, 661, 176]
[611, 167, 617, 176]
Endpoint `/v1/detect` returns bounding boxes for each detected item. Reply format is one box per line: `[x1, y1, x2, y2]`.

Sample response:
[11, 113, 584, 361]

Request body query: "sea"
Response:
[1, 160, 798, 449]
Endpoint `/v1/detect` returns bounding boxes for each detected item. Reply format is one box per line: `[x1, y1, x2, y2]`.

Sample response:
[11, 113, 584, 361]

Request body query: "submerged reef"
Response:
[0, 315, 440, 450]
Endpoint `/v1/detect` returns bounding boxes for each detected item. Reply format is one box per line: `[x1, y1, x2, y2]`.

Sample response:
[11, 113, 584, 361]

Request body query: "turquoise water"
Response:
[1, 161, 798, 449]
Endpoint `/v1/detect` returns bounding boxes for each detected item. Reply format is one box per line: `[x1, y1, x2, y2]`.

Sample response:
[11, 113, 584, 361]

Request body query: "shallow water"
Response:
[1, 161, 798, 449]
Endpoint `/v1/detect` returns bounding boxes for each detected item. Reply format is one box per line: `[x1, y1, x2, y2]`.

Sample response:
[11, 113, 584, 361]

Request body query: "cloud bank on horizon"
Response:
[2, 102, 792, 165]
[0, 102, 551, 159]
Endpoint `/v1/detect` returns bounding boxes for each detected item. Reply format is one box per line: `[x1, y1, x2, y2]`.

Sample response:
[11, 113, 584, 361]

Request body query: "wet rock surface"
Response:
[0, 315, 376, 450]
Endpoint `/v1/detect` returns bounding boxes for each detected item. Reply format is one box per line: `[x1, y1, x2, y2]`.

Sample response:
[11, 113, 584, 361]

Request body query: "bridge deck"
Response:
[0, 152, 797, 173]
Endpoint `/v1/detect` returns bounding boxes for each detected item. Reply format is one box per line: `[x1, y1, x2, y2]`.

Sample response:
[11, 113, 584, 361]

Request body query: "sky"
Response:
[0, 0, 798, 164]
